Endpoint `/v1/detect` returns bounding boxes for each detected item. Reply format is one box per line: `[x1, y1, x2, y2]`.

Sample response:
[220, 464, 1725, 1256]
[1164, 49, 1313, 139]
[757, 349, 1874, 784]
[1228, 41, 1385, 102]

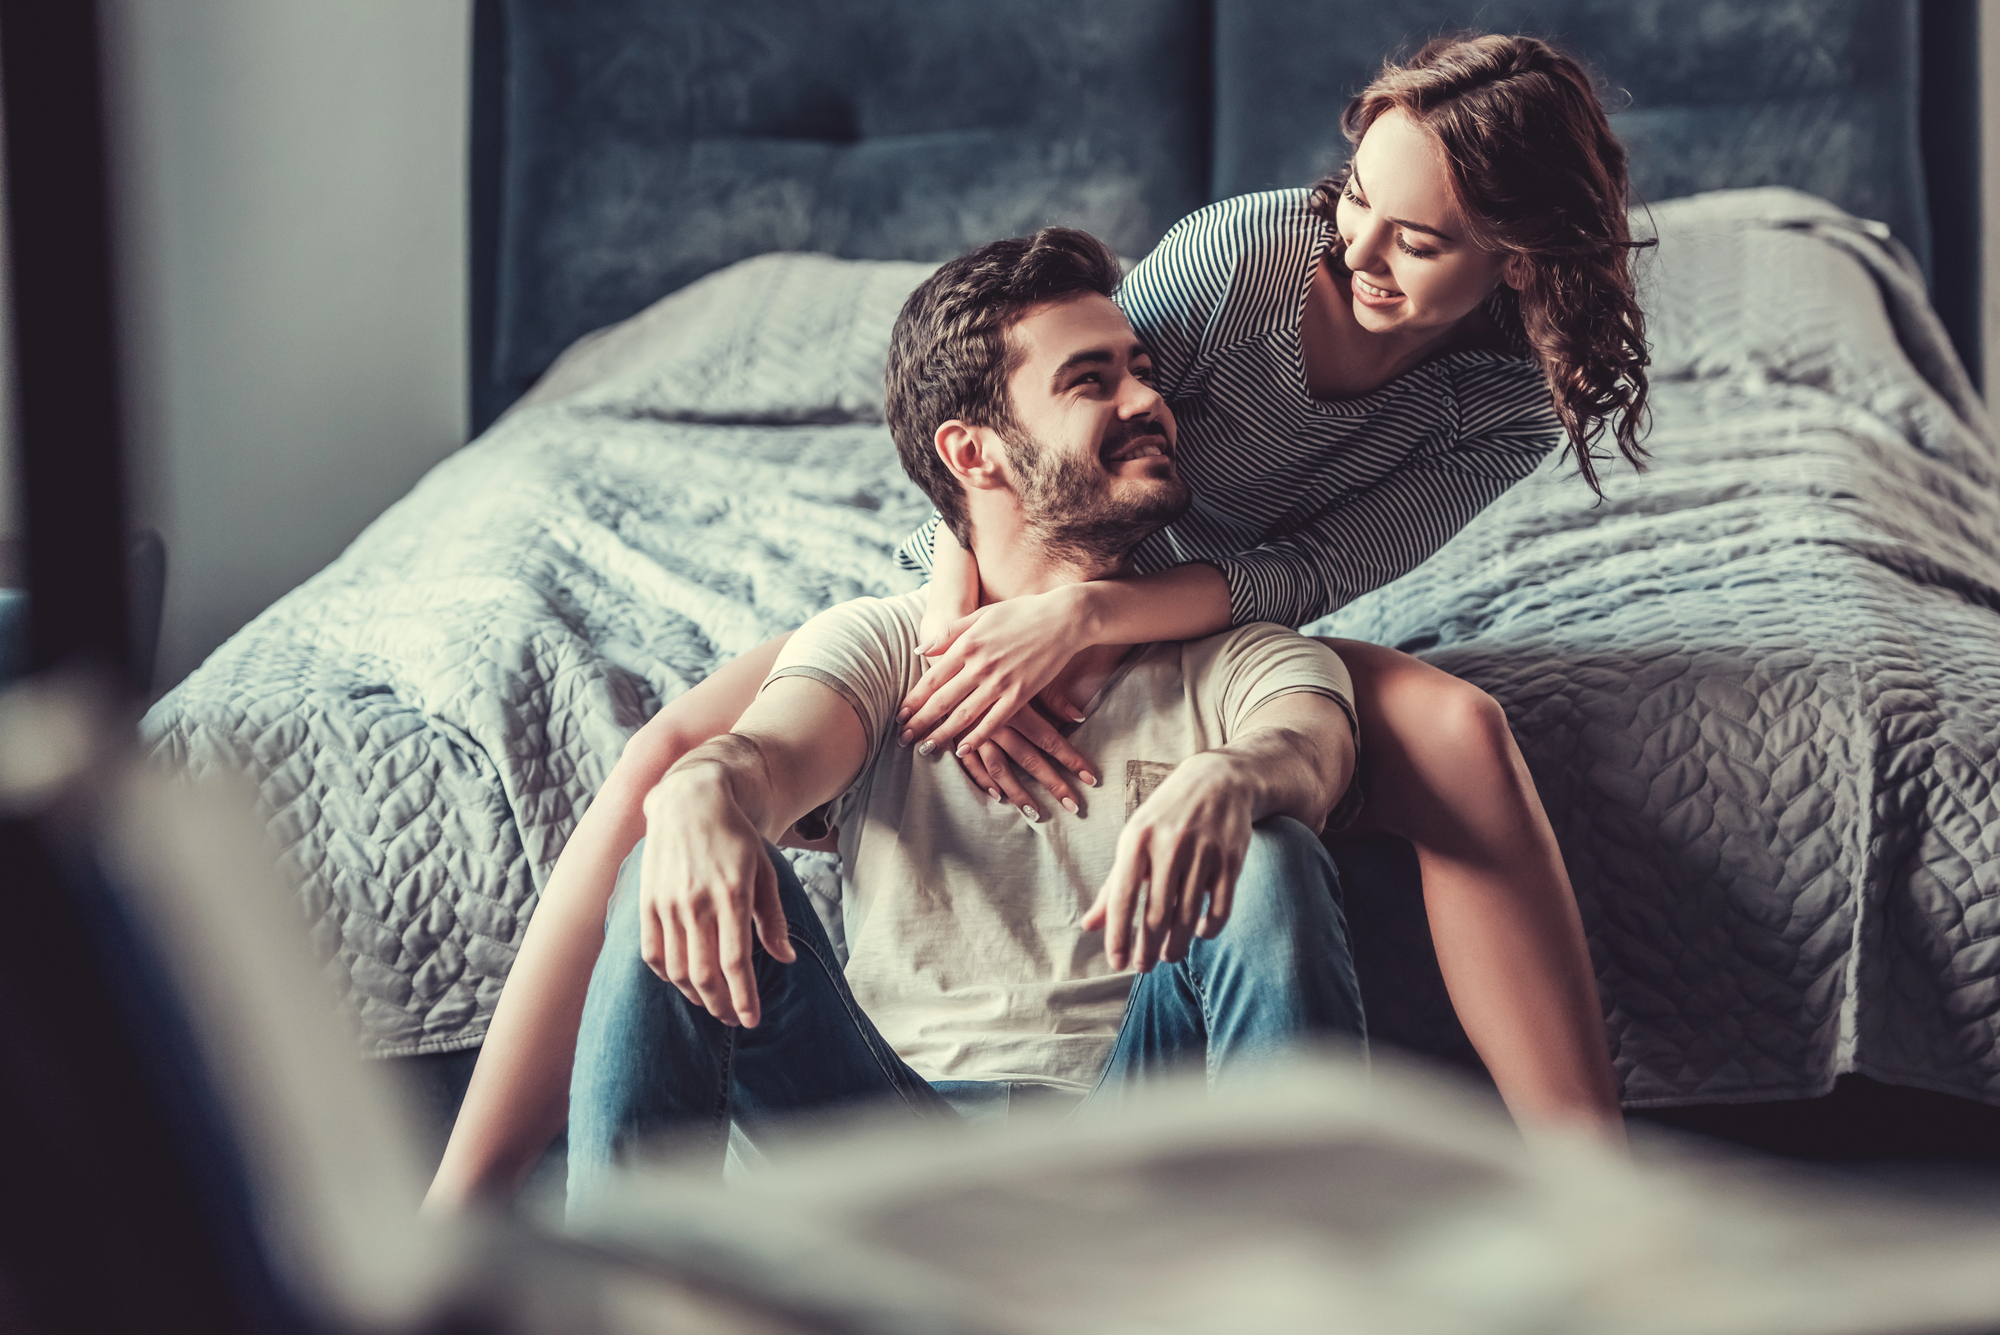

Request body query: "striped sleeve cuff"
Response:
[894, 513, 941, 575]
[1213, 550, 1333, 631]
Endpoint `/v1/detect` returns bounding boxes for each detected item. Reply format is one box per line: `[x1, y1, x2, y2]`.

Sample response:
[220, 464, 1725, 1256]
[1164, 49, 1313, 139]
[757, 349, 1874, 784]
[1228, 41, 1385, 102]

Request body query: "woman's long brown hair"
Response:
[1309, 33, 1652, 495]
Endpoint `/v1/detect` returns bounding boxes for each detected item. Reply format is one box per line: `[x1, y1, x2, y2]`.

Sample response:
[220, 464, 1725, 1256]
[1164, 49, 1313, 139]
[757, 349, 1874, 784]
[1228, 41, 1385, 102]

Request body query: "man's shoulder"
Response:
[770, 590, 927, 770]
[1179, 621, 1346, 690]
[1186, 620, 1317, 657]
[774, 589, 925, 698]
[795, 588, 926, 643]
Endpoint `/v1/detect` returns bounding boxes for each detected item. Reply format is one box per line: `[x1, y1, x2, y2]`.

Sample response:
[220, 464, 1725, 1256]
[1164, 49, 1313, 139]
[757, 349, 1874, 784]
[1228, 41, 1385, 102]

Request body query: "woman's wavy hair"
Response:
[1309, 32, 1652, 494]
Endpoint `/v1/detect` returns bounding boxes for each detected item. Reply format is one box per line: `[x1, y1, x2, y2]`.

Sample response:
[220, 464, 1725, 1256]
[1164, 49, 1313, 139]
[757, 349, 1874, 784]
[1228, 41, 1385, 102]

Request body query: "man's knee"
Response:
[1226, 817, 1346, 938]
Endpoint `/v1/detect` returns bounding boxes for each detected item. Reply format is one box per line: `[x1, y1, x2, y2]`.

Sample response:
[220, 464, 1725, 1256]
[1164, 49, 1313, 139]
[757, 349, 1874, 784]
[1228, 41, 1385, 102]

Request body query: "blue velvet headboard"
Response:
[468, 0, 1980, 435]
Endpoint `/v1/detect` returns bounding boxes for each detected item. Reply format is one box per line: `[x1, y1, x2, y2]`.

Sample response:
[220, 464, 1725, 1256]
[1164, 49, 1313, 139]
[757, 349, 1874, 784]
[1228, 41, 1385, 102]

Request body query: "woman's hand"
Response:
[916, 594, 962, 661]
[899, 587, 1093, 758]
[958, 714, 1098, 820]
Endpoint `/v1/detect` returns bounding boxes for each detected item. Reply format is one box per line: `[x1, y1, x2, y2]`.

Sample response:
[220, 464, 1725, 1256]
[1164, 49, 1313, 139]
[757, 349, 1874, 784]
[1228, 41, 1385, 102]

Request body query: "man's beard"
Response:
[1004, 417, 1191, 567]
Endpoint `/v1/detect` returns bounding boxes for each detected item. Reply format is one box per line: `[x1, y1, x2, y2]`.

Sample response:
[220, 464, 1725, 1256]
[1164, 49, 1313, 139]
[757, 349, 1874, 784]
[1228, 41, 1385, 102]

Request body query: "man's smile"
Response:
[1101, 422, 1173, 465]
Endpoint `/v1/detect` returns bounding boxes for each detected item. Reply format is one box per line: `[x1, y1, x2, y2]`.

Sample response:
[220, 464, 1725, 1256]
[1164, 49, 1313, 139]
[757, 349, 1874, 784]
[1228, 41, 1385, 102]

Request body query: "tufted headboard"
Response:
[468, 0, 1980, 435]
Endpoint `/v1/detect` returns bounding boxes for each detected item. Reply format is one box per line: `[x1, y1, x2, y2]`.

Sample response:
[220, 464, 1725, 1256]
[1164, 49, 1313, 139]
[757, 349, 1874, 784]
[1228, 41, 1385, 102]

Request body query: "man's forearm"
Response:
[1202, 714, 1352, 834]
[649, 733, 786, 840]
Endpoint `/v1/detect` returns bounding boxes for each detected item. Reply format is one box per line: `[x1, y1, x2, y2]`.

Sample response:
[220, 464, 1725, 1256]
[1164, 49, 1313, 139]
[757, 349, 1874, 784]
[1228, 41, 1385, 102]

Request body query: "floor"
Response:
[1630, 1074, 2000, 1208]
[395, 1052, 2000, 1216]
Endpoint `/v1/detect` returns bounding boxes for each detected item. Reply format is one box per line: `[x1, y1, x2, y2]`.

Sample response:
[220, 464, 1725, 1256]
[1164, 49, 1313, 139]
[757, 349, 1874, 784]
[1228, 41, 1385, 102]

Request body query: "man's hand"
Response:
[1082, 686, 1355, 974]
[638, 772, 797, 1028]
[1082, 752, 1253, 972]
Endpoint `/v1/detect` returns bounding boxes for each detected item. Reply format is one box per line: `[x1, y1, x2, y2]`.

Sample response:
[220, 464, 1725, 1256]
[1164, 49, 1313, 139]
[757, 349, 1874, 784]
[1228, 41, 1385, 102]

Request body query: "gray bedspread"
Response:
[143, 190, 2000, 1109]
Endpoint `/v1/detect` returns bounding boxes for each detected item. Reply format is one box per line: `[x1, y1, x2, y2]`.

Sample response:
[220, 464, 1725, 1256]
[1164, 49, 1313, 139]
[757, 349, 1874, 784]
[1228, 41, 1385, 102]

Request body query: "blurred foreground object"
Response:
[0, 676, 818, 1334]
[8, 676, 2000, 1333]
[579, 1056, 2000, 1335]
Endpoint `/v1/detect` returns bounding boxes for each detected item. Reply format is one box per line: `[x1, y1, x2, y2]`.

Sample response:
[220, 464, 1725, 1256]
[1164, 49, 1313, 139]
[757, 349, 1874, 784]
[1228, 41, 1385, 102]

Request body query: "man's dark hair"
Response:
[885, 227, 1124, 547]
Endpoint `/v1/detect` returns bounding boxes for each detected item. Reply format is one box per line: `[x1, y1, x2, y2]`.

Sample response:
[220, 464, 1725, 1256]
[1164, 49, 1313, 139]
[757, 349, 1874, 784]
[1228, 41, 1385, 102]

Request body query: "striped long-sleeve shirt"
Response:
[897, 188, 1563, 629]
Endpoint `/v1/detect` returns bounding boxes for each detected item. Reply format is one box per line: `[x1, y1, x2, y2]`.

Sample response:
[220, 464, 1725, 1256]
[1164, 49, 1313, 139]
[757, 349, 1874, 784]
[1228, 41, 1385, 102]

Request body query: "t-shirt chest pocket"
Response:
[1124, 759, 1179, 819]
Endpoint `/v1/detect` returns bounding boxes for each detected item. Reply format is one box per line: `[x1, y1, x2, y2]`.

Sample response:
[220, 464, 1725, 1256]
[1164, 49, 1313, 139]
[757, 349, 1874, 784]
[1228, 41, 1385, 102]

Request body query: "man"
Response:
[560, 228, 1366, 1205]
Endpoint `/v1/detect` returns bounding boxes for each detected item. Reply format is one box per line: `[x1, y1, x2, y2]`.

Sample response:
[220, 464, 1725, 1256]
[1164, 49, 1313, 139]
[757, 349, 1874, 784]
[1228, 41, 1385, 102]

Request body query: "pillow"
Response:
[553, 252, 939, 424]
[1636, 187, 1913, 388]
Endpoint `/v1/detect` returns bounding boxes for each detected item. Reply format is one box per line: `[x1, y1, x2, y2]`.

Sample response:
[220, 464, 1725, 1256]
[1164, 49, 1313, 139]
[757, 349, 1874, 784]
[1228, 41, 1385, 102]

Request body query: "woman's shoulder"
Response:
[1120, 189, 1329, 354]
[1147, 189, 1327, 284]
[1164, 186, 1322, 245]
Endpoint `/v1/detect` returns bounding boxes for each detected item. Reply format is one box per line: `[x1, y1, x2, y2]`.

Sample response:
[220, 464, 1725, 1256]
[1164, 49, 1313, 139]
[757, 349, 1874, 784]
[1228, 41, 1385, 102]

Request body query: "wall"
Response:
[107, 0, 468, 691]
[1, 5, 1999, 686]
[1988, 0, 2000, 399]
[0, 90, 13, 542]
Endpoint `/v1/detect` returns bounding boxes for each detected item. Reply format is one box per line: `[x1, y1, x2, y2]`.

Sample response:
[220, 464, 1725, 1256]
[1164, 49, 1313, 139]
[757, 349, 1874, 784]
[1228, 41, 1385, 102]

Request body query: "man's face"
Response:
[997, 293, 1189, 562]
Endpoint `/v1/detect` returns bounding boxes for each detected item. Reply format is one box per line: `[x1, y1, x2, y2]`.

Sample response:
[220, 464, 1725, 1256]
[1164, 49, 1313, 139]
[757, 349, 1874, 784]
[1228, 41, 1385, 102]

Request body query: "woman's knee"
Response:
[1378, 665, 1521, 778]
[1436, 676, 1514, 756]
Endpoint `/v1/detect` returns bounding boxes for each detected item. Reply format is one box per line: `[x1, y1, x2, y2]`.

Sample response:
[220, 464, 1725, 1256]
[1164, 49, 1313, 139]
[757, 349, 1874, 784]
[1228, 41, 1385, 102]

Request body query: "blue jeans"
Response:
[567, 817, 1364, 1210]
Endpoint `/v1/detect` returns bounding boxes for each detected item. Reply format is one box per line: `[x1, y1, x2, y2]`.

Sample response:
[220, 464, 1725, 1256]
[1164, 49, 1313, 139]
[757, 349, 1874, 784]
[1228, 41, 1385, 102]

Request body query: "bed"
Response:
[142, 0, 2000, 1112]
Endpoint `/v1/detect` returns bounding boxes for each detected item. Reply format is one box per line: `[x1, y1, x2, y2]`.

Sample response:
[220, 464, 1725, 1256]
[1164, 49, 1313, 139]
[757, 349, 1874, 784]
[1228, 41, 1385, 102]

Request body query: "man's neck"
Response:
[964, 512, 1141, 706]
[965, 513, 1132, 606]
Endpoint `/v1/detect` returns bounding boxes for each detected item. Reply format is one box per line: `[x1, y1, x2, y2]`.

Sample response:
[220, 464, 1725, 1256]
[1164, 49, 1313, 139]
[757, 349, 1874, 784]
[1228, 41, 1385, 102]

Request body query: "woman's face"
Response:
[1332, 107, 1514, 337]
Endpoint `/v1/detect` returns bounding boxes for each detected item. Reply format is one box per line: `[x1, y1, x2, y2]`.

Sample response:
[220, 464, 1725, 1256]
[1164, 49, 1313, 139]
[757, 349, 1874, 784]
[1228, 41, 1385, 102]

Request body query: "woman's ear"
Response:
[1500, 251, 1532, 292]
[934, 421, 1009, 491]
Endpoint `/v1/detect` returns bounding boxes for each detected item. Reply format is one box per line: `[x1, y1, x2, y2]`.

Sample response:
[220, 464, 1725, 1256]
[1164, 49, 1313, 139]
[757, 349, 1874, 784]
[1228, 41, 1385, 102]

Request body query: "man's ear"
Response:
[934, 420, 1011, 492]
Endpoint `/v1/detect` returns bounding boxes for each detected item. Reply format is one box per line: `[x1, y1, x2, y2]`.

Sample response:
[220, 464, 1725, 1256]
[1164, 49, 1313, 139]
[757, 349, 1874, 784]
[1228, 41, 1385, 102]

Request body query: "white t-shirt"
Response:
[765, 589, 1356, 1093]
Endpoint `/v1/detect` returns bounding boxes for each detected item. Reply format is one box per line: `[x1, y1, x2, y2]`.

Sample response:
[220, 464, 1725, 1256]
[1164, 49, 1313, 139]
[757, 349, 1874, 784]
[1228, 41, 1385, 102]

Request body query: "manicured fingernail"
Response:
[917, 739, 937, 757]
[898, 729, 914, 746]
[898, 707, 912, 722]
[1060, 797, 1079, 814]
[1020, 805, 1042, 823]
[1079, 771, 1098, 787]
[1071, 712, 1087, 723]
[986, 788, 1003, 801]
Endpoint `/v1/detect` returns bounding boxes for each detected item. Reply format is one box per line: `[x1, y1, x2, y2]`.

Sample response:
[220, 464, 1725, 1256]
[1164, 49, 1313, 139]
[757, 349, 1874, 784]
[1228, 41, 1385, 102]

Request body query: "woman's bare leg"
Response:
[1321, 637, 1623, 1139]
[425, 634, 791, 1209]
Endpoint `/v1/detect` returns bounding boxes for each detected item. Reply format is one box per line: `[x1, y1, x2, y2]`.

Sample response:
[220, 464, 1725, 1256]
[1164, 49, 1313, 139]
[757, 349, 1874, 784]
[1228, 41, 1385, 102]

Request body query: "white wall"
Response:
[107, 0, 468, 690]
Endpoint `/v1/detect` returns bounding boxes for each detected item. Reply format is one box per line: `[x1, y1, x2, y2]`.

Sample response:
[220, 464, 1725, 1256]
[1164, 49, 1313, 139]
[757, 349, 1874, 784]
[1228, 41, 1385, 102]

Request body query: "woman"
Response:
[428, 32, 1641, 1208]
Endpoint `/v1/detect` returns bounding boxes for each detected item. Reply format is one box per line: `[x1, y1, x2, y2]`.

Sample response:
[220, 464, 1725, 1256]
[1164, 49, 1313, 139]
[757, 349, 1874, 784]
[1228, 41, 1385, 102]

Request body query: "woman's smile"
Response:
[1351, 272, 1404, 305]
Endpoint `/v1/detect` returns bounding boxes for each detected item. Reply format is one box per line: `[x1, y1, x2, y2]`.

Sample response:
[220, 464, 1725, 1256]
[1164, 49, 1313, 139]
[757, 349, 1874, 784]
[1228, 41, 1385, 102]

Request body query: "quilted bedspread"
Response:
[144, 190, 2000, 1109]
